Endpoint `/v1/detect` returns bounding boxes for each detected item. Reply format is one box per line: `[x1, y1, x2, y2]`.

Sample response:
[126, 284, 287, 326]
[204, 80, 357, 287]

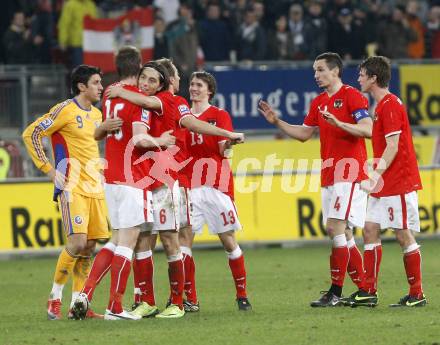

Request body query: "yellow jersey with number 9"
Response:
[22, 98, 104, 200]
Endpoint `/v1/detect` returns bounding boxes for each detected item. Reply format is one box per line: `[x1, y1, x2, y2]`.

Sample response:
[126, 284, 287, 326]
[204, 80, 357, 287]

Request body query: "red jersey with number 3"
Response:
[102, 84, 151, 186]
[371, 93, 422, 197]
[303, 85, 369, 187]
[186, 105, 234, 199]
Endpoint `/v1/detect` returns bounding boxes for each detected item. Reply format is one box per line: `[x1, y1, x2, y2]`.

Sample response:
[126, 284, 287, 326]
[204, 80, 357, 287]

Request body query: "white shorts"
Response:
[152, 182, 180, 232]
[104, 183, 153, 230]
[179, 187, 192, 228]
[321, 182, 367, 228]
[191, 186, 241, 235]
[366, 191, 420, 231]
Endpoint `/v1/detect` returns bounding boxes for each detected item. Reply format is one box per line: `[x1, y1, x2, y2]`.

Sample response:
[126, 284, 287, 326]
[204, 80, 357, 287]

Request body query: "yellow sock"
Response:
[72, 256, 92, 293]
[53, 248, 77, 286]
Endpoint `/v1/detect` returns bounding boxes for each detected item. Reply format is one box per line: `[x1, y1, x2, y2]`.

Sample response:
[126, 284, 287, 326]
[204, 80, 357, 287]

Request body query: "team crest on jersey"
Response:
[334, 99, 343, 108]
[142, 109, 150, 123]
[208, 119, 217, 126]
[39, 118, 54, 130]
[178, 104, 191, 116]
[74, 215, 83, 225]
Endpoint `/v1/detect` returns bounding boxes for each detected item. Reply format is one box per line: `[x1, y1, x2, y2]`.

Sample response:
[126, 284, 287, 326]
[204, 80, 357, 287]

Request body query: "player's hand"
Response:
[159, 130, 176, 147]
[228, 132, 244, 144]
[105, 84, 123, 99]
[47, 168, 66, 189]
[319, 106, 341, 127]
[258, 100, 279, 125]
[102, 118, 123, 132]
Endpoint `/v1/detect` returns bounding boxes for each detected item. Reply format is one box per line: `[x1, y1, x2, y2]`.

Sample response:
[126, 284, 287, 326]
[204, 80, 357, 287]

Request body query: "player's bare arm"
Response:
[319, 106, 373, 138]
[181, 115, 244, 143]
[258, 100, 315, 142]
[361, 133, 399, 193]
[105, 84, 162, 110]
[132, 123, 176, 149]
[94, 118, 123, 141]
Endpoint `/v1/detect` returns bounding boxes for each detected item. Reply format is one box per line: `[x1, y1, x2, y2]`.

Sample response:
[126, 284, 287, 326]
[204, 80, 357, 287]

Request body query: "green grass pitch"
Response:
[1, 240, 439, 345]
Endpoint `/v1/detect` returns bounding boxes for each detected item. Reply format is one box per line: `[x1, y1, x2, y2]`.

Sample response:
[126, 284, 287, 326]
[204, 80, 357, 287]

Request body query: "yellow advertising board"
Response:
[400, 64, 440, 126]
[1, 170, 439, 251]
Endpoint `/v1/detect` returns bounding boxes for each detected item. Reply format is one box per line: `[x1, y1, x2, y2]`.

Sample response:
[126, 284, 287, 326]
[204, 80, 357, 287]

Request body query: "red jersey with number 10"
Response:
[371, 93, 422, 197]
[102, 84, 151, 186]
[186, 105, 234, 199]
[303, 85, 369, 187]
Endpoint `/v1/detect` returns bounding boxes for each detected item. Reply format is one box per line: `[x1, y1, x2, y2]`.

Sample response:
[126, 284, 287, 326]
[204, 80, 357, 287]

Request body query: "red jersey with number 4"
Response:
[186, 105, 234, 199]
[102, 84, 151, 186]
[303, 85, 369, 187]
[371, 93, 422, 197]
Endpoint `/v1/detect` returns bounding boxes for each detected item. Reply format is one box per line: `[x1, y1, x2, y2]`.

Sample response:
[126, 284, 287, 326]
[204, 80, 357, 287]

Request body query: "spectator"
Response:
[30, 0, 54, 64]
[425, 5, 440, 58]
[58, 0, 97, 68]
[198, 2, 232, 61]
[266, 15, 294, 60]
[236, 6, 266, 61]
[406, 0, 426, 58]
[3, 11, 33, 64]
[328, 8, 366, 60]
[167, 3, 199, 97]
[303, 1, 328, 59]
[287, 4, 307, 60]
[377, 6, 418, 59]
[153, 16, 169, 59]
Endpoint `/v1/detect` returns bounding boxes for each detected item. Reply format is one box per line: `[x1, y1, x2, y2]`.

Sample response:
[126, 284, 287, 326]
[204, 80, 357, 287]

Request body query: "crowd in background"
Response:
[1, 0, 440, 68]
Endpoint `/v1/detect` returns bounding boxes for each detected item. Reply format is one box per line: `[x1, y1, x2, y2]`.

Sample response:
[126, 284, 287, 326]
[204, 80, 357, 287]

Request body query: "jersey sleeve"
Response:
[175, 97, 193, 127]
[22, 103, 70, 174]
[381, 99, 403, 137]
[303, 98, 319, 127]
[132, 104, 151, 129]
[216, 110, 234, 143]
[347, 88, 369, 123]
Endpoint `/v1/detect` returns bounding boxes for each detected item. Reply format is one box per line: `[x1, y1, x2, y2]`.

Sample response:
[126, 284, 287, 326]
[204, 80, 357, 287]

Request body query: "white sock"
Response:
[333, 234, 347, 248]
[227, 246, 242, 260]
[403, 243, 420, 254]
[114, 246, 133, 261]
[347, 238, 356, 248]
[70, 291, 80, 308]
[167, 252, 183, 262]
[135, 250, 153, 260]
[50, 283, 64, 300]
[181, 246, 192, 257]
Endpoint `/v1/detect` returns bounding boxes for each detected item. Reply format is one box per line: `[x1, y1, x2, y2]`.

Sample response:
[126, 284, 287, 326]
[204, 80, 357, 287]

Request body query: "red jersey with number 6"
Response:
[186, 105, 234, 199]
[102, 84, 151, 186]
[303, 84, 369, 187]
[371, 93, 422, 197]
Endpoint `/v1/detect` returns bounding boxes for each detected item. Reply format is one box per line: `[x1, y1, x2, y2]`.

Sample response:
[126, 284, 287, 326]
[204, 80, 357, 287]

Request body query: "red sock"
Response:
[404, 249, 423, 297]
[134, 256, 155, 306]
[363, 244, 382, 294]
[108, 254, 131, 314]
[132, 258, 141, 305]
[347, 244, 366, 290]
[82, 247, 114, 301]
[168, 259, 184, 308]
[330, 246, 349, 287]
[183, 253, 198, 303]
[229, 255, 247, 299]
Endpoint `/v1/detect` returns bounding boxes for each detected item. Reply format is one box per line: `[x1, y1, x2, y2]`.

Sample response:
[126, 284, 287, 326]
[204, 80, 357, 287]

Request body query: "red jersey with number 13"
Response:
[186, 105, 234, 199]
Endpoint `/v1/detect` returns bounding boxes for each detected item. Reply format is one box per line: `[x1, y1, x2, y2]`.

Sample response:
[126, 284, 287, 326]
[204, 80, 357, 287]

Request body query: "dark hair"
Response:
[139, 61, 170, 92]
[70, 65, 102, 96]
[359, 56, 391, 88]
[315, 52, 343, 77]
[154, 57, 176, 78]
[190, 71, 217, 101]
[115, 46, 141, 79]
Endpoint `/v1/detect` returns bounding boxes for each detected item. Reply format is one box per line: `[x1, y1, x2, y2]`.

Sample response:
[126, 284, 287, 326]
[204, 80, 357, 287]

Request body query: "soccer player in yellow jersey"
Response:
[22, 65, 120, 320]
